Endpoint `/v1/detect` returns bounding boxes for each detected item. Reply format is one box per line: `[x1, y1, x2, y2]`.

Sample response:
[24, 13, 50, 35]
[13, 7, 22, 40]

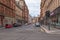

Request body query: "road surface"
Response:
[0, 24, 60, 40]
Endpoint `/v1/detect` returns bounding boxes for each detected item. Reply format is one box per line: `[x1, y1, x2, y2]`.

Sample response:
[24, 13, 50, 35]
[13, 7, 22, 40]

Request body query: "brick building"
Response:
[18, 0, 29, 24]
[0, 0, 29, 27]
[15, 0, 29, 24]
[28, 15, 32, 24]
[40, 0, 60, 28]
[24, 4, 29, 23]
[15, 0, 23, 25]
[0, 0, 16, 27]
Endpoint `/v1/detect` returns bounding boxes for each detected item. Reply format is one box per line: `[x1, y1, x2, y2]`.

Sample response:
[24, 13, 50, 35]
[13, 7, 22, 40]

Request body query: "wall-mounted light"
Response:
[15, 0, 20, 5]
[15, 0, 19, 2]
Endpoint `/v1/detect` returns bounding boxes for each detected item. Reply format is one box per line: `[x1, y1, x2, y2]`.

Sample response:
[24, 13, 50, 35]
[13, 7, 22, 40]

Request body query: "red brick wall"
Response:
[0, 0, 16, 18]
[0, 4, 4, 15]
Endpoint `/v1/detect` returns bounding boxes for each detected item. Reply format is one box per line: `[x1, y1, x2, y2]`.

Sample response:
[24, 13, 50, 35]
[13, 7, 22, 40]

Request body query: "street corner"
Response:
[40, 28, 45, 32]
[40, 26, 51, 34]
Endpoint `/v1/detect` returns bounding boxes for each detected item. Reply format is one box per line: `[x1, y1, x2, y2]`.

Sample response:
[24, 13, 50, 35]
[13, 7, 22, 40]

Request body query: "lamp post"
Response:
[45, 10, 50, 30]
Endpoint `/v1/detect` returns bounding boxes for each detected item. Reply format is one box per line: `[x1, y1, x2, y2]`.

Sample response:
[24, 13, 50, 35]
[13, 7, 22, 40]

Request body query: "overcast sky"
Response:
[25, 0, 41, 17]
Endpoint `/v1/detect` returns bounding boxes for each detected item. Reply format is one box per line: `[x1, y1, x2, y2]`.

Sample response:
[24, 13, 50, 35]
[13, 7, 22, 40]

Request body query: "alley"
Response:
[0, 24, 60, 40]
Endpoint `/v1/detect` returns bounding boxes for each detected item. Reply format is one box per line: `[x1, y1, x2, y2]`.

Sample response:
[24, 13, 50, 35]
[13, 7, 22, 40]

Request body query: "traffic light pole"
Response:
[45, 10, 50, 30]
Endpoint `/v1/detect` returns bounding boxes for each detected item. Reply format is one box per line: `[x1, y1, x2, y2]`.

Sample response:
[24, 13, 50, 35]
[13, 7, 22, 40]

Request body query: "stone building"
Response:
[32, 17, 39, 23]
[28, 15, 32, 24]
[15, 0, 24, 25]
[18, 0, 29, 24]
[24, 4, 29, 23]
[40, 0, 60, 28]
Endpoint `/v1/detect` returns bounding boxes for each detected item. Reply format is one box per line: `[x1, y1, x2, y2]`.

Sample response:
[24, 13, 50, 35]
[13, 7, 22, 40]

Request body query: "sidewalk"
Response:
[41, 25, 60, 34]
[0, 27, 5, 29]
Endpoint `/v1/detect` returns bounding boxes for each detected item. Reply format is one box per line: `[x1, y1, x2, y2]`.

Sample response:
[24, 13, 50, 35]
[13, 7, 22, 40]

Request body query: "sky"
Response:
[25, 0, 41, 17]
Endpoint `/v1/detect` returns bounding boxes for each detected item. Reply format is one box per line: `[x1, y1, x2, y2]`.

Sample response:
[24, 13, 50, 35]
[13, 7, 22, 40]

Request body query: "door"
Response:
[0, 16, 4, 27]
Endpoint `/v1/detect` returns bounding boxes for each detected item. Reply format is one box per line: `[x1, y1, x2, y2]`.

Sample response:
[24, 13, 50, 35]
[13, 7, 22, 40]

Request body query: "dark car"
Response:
[35, 22, 40, 27]
[13, 23, 21, 27]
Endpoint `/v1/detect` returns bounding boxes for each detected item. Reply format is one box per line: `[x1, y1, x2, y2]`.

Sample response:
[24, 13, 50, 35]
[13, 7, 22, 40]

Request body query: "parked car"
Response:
[5, 24, 12, 28]
[17, 23, 21, 26]
[35, 22, 40, 27]
[13, 23, 21, 27]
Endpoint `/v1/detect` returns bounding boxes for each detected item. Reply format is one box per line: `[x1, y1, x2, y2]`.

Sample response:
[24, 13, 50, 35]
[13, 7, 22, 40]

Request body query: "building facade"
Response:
[24, 4, 29, 23]
[40, 0, 60, 28]
[32, 17, 39, 23]
[15, 0, 29, 25]
[18, 0, 29, 24]
[28, 15, 32, 24]
[0, 0, 29, 27]
[0, 0, 16, 27]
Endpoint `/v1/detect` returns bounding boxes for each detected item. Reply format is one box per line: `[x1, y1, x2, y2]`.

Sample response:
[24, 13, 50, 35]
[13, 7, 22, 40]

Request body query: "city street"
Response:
[0, 24, 60, 40]
[0, 0, 60, 40]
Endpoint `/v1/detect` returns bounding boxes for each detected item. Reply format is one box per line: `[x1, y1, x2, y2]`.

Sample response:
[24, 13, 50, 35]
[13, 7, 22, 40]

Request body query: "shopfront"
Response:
[50, 6, 60, 28]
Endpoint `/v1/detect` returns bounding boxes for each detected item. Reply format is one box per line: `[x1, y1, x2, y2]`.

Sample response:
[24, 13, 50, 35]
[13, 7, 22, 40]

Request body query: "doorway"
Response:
[0, 15, 4, 27]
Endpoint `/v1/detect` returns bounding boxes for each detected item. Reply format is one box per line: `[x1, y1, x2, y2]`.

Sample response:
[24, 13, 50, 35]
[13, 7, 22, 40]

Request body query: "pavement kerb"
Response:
[41, 26, 51, 33]
[0, 27, 5, 29]
[41, 26, 56, 33]
[41, 26, 60, 34]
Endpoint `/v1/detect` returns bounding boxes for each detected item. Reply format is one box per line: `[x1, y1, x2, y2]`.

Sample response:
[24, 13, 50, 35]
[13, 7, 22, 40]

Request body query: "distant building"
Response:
[32, 17, 39, 23]
[28, 15, 32, 24]
[24, 3, 29, 23]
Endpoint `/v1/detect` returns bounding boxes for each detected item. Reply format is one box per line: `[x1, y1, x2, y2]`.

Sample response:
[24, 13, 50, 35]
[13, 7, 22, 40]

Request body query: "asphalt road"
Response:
[0, 24, 60, 40]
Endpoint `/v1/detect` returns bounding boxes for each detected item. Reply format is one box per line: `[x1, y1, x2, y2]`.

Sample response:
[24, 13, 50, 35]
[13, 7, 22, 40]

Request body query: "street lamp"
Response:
[45, 10, 50, 30]
[45, 10, 50, 18]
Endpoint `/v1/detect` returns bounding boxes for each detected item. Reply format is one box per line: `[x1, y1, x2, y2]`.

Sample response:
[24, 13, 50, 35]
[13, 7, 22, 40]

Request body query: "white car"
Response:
[35, 22, 40, 27]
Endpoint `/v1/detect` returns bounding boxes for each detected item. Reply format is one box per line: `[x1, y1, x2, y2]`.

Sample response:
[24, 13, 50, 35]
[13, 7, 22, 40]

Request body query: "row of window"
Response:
[0, 4, 15, 18]
[0, 0, 15, 10]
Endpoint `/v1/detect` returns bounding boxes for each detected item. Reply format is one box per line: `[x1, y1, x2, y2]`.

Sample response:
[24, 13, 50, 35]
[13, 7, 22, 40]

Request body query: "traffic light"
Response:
[45, 10, 50, 17]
